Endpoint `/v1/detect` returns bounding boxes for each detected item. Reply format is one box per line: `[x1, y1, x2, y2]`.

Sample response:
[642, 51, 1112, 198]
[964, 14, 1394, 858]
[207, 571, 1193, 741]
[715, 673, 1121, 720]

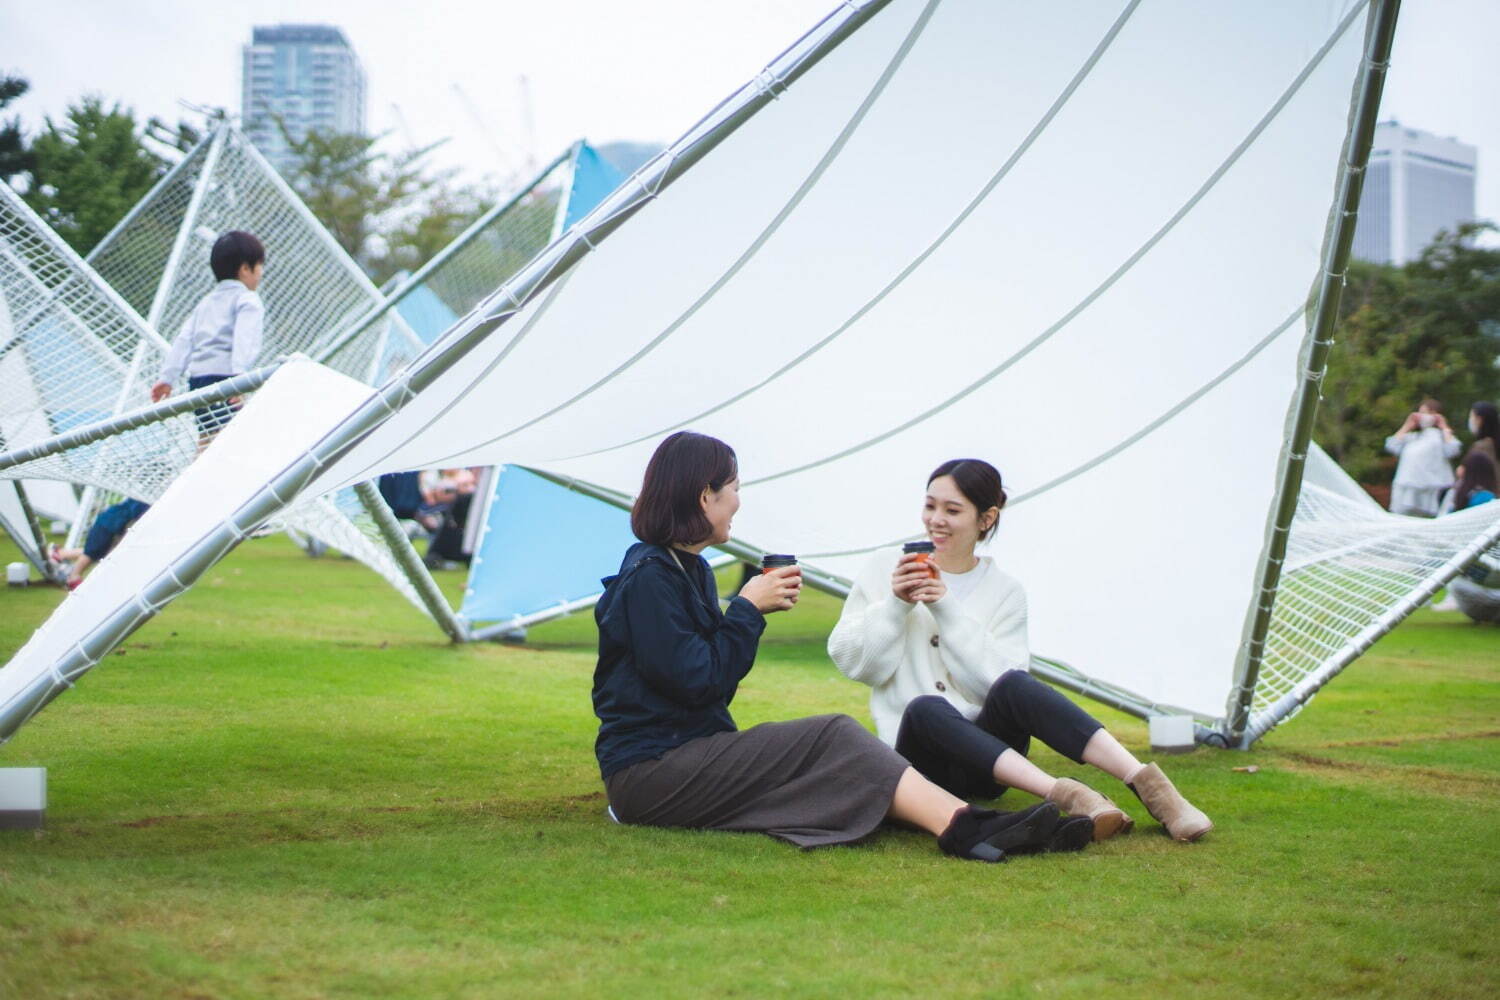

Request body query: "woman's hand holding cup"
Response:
[742, 564, 802, 614]
[892, 552, 938, 604]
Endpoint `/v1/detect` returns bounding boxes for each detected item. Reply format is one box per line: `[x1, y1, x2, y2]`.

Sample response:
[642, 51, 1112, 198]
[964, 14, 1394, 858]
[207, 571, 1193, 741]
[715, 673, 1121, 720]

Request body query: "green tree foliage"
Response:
[282, 127, 483, 284]
[1317, 223, 1500, 482]
[0, 73, 32, 182]
[379, 179, 494, 283]
[24, 97, 165, 252]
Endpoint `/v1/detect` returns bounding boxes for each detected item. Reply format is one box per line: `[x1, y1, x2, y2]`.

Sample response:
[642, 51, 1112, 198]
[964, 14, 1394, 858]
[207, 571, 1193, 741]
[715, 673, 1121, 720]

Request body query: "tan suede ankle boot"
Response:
[1045, 777, 1133, 841]
[1127, 763, 1212, 841]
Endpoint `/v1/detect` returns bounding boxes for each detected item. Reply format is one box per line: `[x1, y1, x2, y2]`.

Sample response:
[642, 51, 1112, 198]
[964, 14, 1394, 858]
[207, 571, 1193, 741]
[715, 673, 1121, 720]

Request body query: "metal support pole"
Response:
[0, 363, 283, 474]
[13, 483, 54, 580]
[352, 480, 468, 642]
[1225, 0, 1401, 747]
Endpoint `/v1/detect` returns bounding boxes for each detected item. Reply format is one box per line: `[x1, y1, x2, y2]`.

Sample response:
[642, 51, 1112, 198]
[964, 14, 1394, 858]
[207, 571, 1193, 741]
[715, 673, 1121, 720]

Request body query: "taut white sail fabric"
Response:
[296, 0, 1372, 719]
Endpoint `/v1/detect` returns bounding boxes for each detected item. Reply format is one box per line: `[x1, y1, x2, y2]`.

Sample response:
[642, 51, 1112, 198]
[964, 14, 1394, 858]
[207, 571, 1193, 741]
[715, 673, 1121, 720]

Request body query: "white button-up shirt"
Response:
[157, 279, 264, 384]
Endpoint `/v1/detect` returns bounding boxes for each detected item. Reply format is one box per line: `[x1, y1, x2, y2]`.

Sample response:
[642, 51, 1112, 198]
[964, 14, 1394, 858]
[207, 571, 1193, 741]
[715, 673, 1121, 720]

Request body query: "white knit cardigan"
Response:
[827, 548, 1029, 746]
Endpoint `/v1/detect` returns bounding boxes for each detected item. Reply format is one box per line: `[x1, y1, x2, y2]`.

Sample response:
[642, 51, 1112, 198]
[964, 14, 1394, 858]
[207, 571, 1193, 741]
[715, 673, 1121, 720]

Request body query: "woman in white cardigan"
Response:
[828, 459, 1211, 842]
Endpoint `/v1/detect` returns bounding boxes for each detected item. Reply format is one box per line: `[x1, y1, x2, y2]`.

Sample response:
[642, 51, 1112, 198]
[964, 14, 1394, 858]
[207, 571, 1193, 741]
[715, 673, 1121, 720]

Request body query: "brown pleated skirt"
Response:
[604, 714, 910, 849]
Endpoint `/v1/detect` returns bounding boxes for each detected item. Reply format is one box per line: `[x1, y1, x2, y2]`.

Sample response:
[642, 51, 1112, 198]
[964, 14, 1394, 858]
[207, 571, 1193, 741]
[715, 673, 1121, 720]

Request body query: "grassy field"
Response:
[0, 534, 1496, 999]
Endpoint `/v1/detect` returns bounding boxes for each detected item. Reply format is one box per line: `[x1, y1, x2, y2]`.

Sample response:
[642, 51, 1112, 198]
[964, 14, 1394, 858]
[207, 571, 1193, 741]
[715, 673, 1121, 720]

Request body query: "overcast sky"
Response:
[3, 1, 1497, 226]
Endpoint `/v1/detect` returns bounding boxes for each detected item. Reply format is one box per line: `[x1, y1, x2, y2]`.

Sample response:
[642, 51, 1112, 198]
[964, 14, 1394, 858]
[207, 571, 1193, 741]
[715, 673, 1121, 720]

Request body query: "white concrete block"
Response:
[1148, 714, 1197, 754]
[0, 768, 46, 829]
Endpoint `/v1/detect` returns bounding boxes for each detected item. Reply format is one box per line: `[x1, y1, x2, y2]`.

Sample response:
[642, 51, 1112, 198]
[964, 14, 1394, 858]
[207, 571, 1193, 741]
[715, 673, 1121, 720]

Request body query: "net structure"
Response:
[0, 181, 183, 512]
[318, 146, 578, 384]
[1247, 456, 1500, 741]
[11, 0, 1492, 750]
[0, 177, 425, 614]
[90, 124, 425, 382]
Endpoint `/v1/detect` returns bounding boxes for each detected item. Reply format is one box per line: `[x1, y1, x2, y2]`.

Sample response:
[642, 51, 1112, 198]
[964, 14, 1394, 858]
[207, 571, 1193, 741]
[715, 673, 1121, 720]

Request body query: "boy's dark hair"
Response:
[631, 431, 738, 547]
[210, 230, 265, 282]
[928, 458, 1006, 541]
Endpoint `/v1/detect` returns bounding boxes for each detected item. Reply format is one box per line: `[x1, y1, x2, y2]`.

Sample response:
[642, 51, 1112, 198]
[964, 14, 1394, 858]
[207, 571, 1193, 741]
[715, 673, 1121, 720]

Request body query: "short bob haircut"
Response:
[927, 458, 1007, 542]
[632, 431, 738, 547]
[210, 230, 266, 282]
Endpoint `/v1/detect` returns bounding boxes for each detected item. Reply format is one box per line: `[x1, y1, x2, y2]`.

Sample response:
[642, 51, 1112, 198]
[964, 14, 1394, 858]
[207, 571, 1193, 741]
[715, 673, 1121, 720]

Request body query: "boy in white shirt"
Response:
[150, 231, 265, 444]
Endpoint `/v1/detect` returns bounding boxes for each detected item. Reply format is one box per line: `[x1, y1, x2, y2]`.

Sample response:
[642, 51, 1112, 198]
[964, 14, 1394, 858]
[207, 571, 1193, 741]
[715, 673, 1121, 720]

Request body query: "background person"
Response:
[1440, 451, 1500, 621]
[1451, 451, 1498, 512]
[47, 497, 151, 590]
[1384, 398, 1461, 516]
[150, 231, 266, 446]
[593, 432, 1091, 863]
[828, 459, 1212, 843]
[422, 468, 479, 568]
[1464, 401, 1498, 465]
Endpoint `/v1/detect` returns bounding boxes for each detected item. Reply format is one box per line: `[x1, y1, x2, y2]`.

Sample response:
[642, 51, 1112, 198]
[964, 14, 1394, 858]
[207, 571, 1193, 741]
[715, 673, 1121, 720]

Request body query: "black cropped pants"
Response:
[894, 669, 1103, 800]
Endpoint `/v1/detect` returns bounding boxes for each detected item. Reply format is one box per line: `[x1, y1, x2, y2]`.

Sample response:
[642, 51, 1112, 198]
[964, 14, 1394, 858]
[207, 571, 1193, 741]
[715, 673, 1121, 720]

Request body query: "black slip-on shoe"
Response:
[938, 803, 1061, 862]
[1045, 814, 1095, 853]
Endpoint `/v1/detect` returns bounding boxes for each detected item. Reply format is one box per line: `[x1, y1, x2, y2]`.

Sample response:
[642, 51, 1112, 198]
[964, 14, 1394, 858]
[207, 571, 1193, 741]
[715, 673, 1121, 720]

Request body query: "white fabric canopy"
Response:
[296, 0, 1369, 718]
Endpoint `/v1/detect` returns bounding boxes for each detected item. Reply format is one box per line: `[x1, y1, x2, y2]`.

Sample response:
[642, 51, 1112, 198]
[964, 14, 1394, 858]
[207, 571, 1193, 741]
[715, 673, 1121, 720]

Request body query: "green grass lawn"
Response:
[0, 534, 1496, 999]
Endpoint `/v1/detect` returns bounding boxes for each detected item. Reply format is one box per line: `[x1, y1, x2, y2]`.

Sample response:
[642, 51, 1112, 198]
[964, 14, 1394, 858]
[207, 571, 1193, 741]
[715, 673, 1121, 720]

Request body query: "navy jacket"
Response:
[592, 542, 767, 780]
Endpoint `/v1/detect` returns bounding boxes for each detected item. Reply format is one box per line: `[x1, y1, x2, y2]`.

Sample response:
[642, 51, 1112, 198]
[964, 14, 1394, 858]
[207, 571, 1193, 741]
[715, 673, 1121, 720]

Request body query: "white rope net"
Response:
[318, 153, 572, 383]
[1253, 475, 1500, 735]
[0, 167, 425, 614]
[86, 142, 211, 323]
[0, 182, 183, 498]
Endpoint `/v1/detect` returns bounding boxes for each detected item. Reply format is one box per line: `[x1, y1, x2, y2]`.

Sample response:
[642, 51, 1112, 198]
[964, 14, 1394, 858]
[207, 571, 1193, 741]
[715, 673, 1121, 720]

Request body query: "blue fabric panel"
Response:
[460, 466, 731, 624]
[394, 285, 460, 345]
[461, 466, 640, 623]
[563, 144, 627, 231]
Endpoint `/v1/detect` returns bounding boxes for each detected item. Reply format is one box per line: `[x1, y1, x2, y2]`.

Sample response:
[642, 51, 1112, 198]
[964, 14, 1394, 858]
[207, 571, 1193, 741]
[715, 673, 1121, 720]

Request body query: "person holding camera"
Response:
[1385, 399, 1462, 517]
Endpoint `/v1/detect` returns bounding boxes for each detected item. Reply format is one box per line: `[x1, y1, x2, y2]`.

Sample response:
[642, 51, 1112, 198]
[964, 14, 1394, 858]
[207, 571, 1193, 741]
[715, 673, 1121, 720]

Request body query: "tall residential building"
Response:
[1353, 121, 1477, 265]
[241, 24, 366, 176]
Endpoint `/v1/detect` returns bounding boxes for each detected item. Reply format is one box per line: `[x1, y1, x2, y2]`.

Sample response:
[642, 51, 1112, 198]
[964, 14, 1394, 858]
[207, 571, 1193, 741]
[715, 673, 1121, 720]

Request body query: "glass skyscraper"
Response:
[242, 25, 367, 177]
[1353, 121, 1476, 265]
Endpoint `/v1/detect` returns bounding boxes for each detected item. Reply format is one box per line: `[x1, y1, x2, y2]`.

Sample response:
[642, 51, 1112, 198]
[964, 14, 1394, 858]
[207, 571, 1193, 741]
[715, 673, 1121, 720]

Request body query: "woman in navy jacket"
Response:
[591, 431, 1092, 861]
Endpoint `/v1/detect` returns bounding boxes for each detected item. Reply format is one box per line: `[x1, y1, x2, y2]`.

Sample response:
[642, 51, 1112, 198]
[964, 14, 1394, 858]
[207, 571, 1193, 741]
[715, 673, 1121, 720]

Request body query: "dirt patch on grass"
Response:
[1275, 750, 1500, 801]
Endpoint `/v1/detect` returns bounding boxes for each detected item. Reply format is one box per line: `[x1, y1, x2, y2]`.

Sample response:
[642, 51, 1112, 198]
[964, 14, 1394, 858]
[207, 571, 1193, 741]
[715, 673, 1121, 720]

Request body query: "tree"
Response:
[281, 126, 476, 284]
[24, 97, 165, 252]
[377, 180, 493, 282]
[0, 73, 32, 183]
[1317, 223, 1500, 483]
